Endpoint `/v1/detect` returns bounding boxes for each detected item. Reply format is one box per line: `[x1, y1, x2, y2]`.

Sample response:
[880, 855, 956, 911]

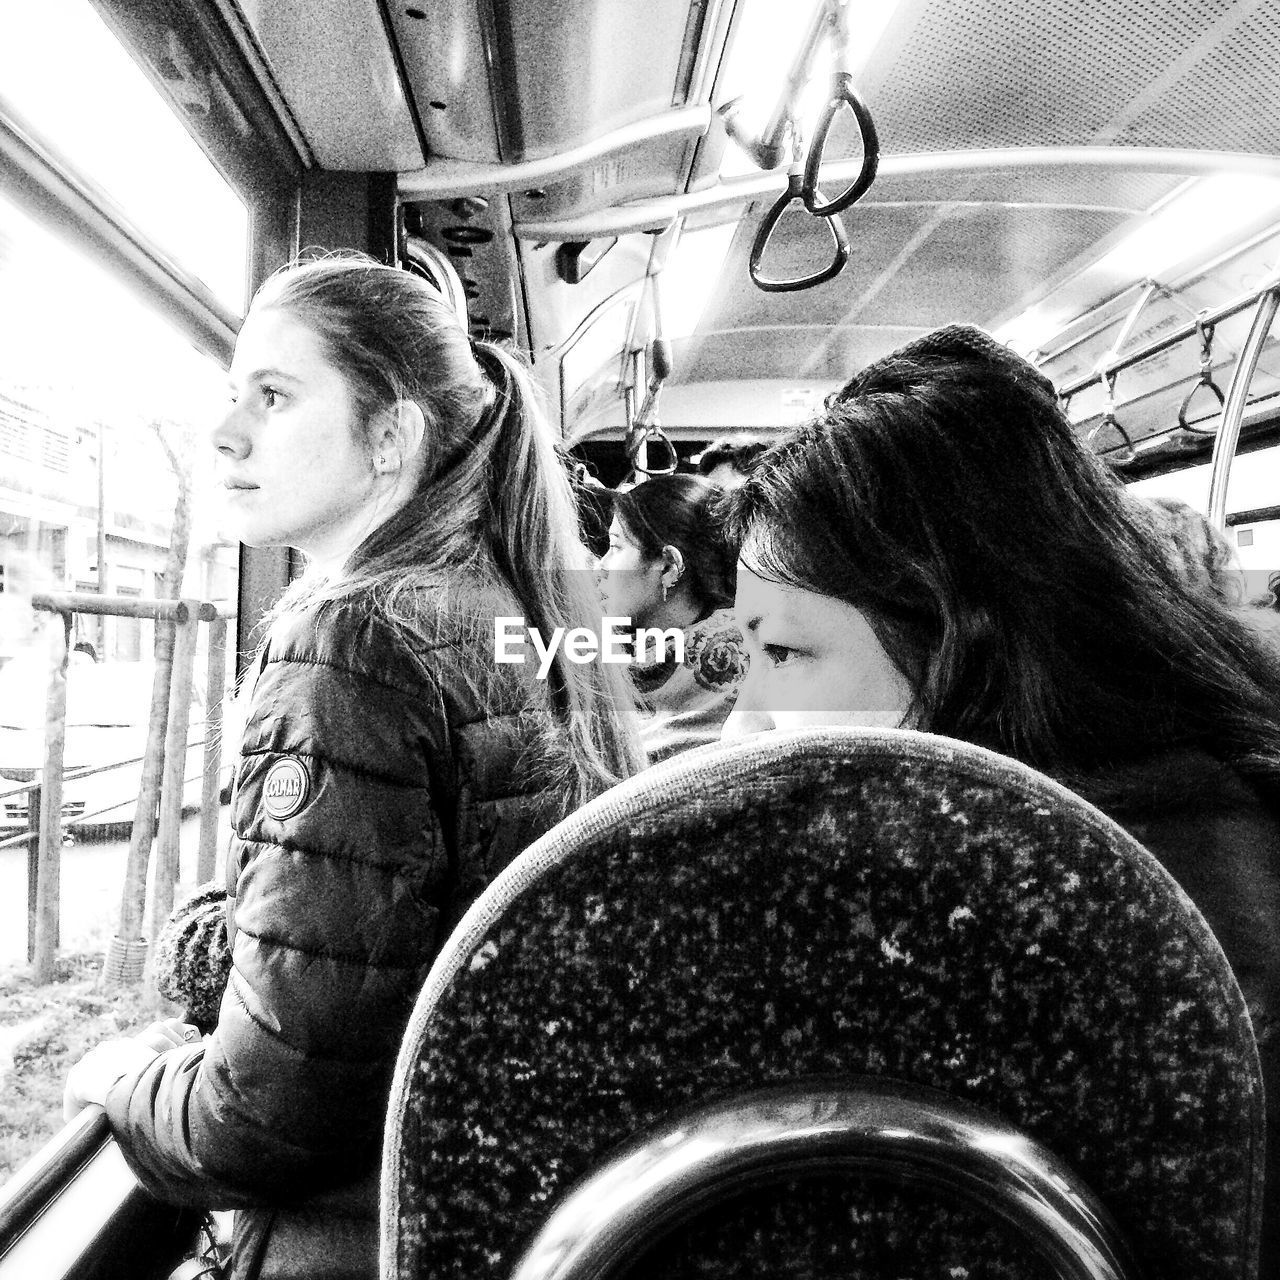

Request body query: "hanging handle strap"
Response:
[750, 164, 850, 293]
[801, 71, 880, 216]
[1176, 314, 1226, 435]
[626, 423, 679, 477]
[1086, 370, 1137, 467]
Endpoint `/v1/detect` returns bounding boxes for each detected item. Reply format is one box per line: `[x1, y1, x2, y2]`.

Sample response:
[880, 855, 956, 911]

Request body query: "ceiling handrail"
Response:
[507, 148, 1280, 241]
[1057, 269, 1280, 401]
[397, 105, 712, 200]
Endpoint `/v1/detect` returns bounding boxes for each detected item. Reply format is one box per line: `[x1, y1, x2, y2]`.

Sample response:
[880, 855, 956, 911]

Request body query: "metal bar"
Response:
[398, 105, 713, 199]
[511, 1081, 1136, 1280]
[197, 615, 228, 884]
[1225, 503, 1280, 526]
[32, 615, 71, 983]
[725, 0, 831, 170]
[1101, 279, 1160, 367]
[1207, 288, 1280, 530]
[1031, 217, 1280, 366]
[510, 146, 1280, 240]
[0, 103, 238, 366]
[0, 1105, 109, 1247]
[1058, 274, 1280, 400]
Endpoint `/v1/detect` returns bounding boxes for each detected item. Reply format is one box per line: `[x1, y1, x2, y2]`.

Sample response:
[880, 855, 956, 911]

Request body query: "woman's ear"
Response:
[660, 544, 686, 588]
[373, 399, 426, 474]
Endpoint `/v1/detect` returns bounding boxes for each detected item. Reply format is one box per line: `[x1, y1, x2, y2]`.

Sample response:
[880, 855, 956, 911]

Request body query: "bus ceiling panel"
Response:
[861, 167, 1185, 217]
[850, 205, 1135, 330]
[231, 0, 424, 170]
[859, 0, 1280, 161]
[390, 0, 707, 167]
[495, 0, 705, 163]
[385, 0, 500, 164]
[684, 202, 1129, 350]
[672, 327, 926, 392]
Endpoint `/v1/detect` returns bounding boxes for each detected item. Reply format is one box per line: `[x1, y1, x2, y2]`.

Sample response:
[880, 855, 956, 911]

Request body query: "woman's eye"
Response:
[761, 643, 795, 666]
[261, 386, 281, 408]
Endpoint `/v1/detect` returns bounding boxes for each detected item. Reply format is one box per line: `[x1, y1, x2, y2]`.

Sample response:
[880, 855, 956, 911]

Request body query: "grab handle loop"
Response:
[626, 423, 679, 477]
[1087, 370, 1137, 467]
[751, 164, 850, 293]
[1176, 314, 1225, 435]
[801, 71, 880, 216]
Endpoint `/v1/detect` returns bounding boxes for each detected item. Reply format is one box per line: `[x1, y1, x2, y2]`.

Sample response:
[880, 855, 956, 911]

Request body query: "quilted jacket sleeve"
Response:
[105, 602, 466, 1207]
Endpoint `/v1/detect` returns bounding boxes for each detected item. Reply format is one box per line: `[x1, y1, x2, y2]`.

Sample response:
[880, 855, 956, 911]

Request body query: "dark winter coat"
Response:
[106, 579, 565, 1280]
[1076, 747, 1280, 1275]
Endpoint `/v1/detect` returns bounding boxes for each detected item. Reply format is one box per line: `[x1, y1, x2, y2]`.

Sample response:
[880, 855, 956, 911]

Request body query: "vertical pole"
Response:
[147, 601, 199, 953]
[25, 784, 41, 963]
[32, 613, 70, 984]
[196, 609, 227, 884]
[97, 420, 108, 656]
[1207, 284, 1280, 530]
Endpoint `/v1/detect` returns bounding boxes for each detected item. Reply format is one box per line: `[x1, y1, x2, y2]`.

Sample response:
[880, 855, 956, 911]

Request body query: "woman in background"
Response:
[64, 254, 643, 1280]
[723, 324, 1280, 1271]
[598, 473, 747, 763]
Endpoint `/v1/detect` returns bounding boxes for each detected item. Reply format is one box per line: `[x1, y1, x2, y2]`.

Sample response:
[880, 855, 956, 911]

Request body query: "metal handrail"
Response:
[512, 147, 1280, 242]
[0, 1106, 109, 1249]
[1208, 287, 1280, 529]
[1057, 274, 1280, 401]
[511, 1080, 1138, 1280]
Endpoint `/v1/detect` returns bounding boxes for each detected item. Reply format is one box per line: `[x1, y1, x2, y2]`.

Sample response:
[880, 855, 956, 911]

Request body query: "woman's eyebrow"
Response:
[244, 367, 303, 384]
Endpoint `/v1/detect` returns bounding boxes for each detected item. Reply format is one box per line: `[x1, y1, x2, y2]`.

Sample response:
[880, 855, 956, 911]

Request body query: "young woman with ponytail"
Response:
[63, 254, 644, 1280]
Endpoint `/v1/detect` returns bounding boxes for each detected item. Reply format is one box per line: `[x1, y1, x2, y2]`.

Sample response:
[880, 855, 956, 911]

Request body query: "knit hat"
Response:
[153, 882, 233, 1034]
[834, 323, 1059, 404]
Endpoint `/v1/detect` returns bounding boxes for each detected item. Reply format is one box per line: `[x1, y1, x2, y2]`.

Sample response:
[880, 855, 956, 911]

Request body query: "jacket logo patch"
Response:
[262, 756, 310, 820]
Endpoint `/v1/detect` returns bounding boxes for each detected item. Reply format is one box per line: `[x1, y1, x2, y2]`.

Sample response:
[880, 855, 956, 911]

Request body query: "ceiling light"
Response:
[718, 0, 902, 178]
[661, 223, 740, 340]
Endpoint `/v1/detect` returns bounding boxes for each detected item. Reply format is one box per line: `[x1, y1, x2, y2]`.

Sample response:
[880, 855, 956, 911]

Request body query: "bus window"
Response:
[0, 0, 249, 314]
[0, 185, 236, 671]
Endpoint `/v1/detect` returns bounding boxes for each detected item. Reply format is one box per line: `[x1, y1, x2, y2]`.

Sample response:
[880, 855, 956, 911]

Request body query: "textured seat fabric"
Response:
[380, 728, 1264, 1280]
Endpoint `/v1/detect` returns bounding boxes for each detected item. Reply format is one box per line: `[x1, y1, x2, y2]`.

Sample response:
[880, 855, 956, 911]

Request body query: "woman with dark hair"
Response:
[598, 473, 747, 762]
[64, 254, 644, 1279]
[723, 323, 1280, 1270]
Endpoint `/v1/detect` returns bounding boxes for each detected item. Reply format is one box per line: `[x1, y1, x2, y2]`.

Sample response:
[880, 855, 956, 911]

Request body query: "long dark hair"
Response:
[726, 324, 1280, 805]
[254, 254, 644, 804]
[612, 474, 736, 614]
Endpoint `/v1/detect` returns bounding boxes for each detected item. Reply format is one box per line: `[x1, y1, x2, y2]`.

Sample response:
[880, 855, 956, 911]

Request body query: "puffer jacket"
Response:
[1074, 747, 1280, 1277]
[105, 578, 565, 1280]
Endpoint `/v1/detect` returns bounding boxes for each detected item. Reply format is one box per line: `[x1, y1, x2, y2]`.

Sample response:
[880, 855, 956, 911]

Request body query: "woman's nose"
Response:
[721, 703, 776, 740]
[721, 662, 777, 738]
[210, 403, 249, 459]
